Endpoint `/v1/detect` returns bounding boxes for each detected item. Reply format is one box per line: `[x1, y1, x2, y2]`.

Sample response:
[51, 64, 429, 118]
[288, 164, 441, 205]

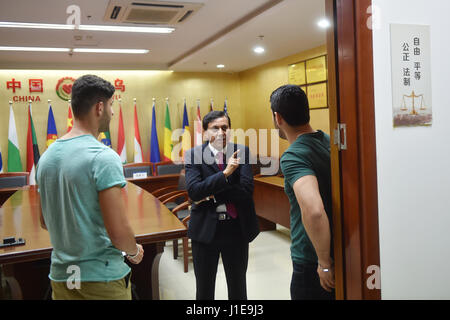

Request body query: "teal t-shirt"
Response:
[36, 134, 129, 282]
[280, 130, 333, 265]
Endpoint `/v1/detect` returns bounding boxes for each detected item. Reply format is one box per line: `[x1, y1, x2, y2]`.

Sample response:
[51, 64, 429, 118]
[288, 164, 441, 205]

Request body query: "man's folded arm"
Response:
[185, 163, 229, 201]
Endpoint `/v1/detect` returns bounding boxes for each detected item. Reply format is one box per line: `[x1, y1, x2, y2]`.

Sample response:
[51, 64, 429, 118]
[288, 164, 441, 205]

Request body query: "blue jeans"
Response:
[290, 262, 335, 300]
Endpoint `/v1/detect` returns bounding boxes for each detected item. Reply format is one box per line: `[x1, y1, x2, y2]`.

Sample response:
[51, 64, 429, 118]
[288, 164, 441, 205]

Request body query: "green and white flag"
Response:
[8, 103, 23, 172]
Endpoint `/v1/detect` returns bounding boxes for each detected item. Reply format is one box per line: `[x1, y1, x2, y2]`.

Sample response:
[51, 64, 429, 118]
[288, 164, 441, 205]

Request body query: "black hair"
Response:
[202, 111, 231, 131]
[71, 75, 115, 119]
[270, 85, 310, 126]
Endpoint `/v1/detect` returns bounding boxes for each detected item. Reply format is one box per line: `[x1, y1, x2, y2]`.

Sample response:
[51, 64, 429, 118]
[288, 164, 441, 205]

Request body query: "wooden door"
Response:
[326, 0, 381, 300]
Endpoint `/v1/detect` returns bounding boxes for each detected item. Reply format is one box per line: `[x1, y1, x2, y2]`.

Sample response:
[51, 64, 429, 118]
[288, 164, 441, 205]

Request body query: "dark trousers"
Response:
[290, 262, 335, 300]
[191, 218, 249, 300]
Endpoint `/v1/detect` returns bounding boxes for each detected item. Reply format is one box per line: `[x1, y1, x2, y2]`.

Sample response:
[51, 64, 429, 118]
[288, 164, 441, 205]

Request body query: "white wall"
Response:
[372, 0, 450, 299]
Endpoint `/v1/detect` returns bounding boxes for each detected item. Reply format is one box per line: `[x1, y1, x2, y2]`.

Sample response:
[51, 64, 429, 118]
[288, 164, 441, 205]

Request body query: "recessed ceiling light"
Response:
[253, 46, 265, 54]
[217, 64, 225, 69]
[318, 18, 331, 29]
[0, 21, 175, 33]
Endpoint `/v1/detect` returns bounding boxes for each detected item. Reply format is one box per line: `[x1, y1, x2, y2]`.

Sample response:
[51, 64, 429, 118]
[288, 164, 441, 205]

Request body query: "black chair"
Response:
[154, 161, 184, 176]
[0, 172, 29, 189]
[157, 170, 191, 272]
[157, 172, 186, 211]
[123, 162, 153, 179]
[253, 156, 282, 177]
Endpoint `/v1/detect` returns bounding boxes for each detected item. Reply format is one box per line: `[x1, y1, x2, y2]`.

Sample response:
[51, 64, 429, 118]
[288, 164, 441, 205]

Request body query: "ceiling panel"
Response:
[0, 0, 327, 71]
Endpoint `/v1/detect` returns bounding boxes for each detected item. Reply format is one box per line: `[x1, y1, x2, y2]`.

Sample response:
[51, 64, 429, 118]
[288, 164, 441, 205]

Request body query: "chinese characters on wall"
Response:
[391, 24, 432, 127]
[3, 77, 127, 103]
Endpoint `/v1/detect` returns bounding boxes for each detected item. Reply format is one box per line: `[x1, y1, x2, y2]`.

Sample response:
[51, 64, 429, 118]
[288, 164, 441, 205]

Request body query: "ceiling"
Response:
[0, 0, 327, 72]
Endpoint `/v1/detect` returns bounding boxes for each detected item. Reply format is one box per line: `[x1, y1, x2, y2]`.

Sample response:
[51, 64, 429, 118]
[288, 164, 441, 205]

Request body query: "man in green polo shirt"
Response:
[37, 75, 144, 300]
[270, 84, 334, 300]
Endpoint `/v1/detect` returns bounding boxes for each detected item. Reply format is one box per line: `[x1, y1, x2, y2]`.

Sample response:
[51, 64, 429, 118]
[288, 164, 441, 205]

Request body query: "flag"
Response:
[163, 99, 173, 161]
[150, 99, 161, 163]
[26, 102, 40, 185]
[46, 102, 58, 148]
[194, 99, 203, 147]
[223, 98, 228, 114]
[67, 101, 73, 133]
[0, 145, 3, 173]
[133, 99, 143, 163]
[181, 99, 191, 157]
[117, 104, 127, 164]
[210, 99, 214, 112]
[99, 131, 111, 147]
[7, 103, 22, 172]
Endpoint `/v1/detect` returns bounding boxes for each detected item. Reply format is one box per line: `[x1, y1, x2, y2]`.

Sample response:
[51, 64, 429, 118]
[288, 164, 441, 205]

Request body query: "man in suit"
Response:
[184, 111, 259, 300]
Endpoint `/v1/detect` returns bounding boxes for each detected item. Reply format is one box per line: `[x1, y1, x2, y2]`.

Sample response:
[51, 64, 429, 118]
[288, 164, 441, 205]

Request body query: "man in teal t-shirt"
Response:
[270, 85, 334, 300]
[36, 75, 144, 300]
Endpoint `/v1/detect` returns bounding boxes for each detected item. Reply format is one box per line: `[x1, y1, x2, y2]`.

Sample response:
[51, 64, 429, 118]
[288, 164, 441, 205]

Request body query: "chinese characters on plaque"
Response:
[288, 55, 328, 109]
[390, 24, 432, 127]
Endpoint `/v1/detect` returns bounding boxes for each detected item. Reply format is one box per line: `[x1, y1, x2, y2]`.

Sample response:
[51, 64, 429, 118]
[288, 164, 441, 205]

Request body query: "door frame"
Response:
[326, 0, 381, 300]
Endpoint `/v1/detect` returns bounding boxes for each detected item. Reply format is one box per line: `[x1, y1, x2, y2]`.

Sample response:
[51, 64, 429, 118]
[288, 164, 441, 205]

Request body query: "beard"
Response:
[98, 112, 110, 133]
[273, 120, 287, 140]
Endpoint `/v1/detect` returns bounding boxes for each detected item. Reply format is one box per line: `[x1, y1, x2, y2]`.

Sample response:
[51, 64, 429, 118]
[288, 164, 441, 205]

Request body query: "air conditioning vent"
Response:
[131, 2, 184, 8]
[110, 6, 122, 19]
[178, 10, 193, 23]
[103, 0, 203, 25]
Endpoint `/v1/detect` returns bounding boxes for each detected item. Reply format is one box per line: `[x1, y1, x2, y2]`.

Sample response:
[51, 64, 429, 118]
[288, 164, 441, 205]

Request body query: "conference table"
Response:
[0, 183, 187, 300]
[253, 176, 290, 229]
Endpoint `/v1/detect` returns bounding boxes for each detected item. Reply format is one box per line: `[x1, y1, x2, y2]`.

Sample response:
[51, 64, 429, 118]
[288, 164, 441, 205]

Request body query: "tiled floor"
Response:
[159, 226, 292, 300]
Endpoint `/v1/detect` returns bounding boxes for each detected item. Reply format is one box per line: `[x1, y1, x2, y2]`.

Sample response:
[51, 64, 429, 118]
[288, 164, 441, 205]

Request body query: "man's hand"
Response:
[126, 244, 144, 264]
[223, 150, 240, 178]
[317, 261, 335, 292]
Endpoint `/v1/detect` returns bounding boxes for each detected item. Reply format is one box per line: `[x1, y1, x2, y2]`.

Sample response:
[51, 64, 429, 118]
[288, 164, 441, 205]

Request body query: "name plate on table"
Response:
[132, 172, 148, 179]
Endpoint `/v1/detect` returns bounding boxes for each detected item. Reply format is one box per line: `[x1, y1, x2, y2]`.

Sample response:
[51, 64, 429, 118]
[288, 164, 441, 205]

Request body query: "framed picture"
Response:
[300, 85, 307, 95]
[306, 55, 327, 84]
[288, 61, 306, 86]
[307, 82, 328, 109]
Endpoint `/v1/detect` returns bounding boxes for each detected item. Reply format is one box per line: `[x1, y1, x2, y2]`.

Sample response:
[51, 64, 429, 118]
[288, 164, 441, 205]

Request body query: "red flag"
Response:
[117, 105, 127, 164]
[133, 99, 143, 163]
[194, 99, 203, 146]
[67, 103, 73, 133]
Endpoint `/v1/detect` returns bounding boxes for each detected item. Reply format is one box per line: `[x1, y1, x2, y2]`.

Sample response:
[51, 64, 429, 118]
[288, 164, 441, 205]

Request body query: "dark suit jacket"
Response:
[184, 142, 260, 244]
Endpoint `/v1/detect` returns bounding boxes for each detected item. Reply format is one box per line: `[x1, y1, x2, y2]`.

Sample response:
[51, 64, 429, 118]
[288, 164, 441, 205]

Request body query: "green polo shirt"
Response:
[36, 134, 129, 282]
[280, 130, 333, 265]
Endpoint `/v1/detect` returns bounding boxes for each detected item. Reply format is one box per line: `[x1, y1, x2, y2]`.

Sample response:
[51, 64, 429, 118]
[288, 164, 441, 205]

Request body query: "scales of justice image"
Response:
[400, 90, 428, 115]
[394, 90, 432, 127]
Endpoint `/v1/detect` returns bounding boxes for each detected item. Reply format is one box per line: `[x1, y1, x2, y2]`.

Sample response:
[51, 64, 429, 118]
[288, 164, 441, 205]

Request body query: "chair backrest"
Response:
[174, 169, 187, 205]
[123, 162, 153, 178]
[0, 172, 29, 188]
[155, 162, 184, 176]
[177, 169, 186, 190]
[253, 156, 281, 176]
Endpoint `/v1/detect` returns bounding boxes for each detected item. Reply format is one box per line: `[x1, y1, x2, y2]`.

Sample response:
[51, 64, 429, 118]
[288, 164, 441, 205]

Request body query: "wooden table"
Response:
[0, 183, 187, 300]
[0, 187, 27, 207]
[127, 174, 180, 195]
[253, 176, 290, 229]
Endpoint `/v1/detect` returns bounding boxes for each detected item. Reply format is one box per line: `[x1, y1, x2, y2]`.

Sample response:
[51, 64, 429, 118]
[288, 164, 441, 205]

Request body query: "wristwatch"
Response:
[127, 244, 140, 259]
[318, 263, 333, 272]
